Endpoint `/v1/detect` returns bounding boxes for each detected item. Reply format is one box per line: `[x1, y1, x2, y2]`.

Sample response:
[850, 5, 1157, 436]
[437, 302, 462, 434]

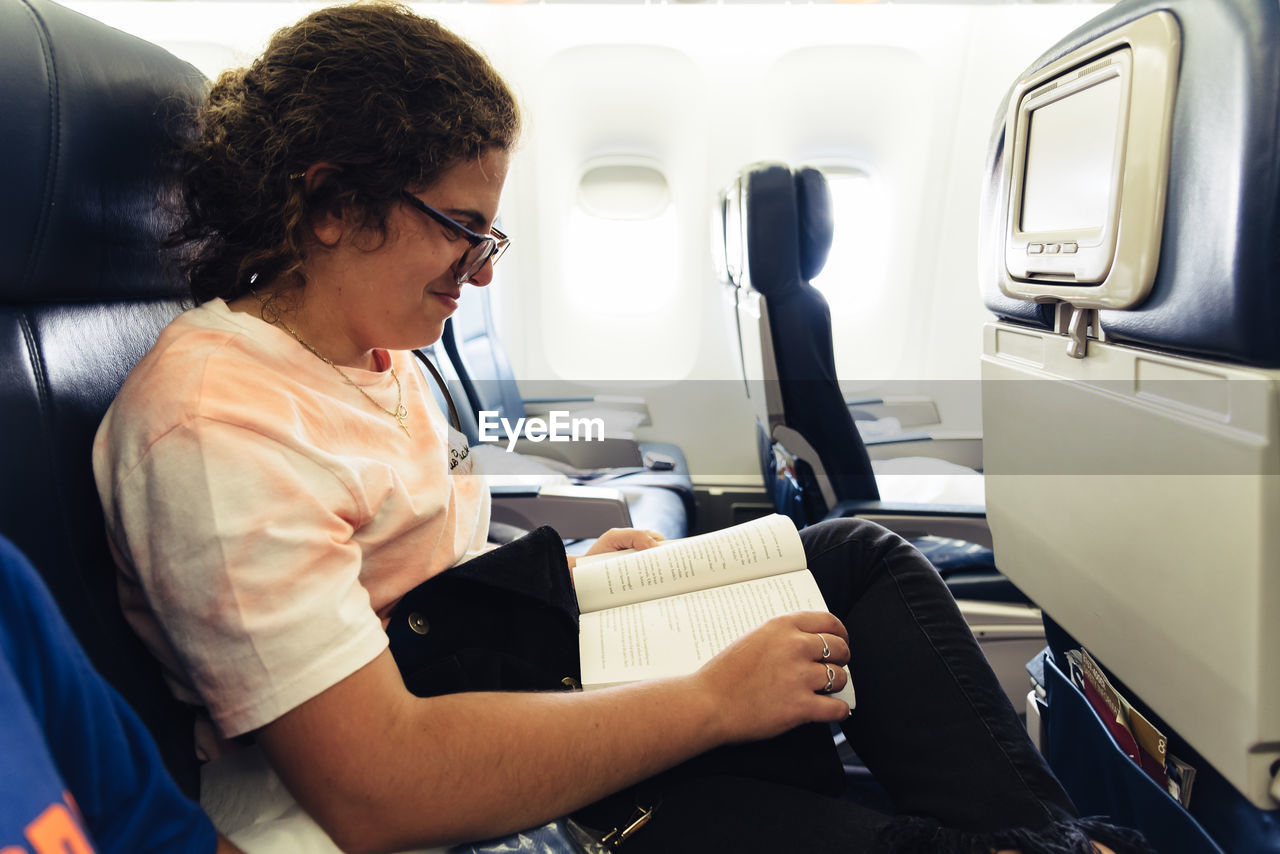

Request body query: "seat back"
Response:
[444, 282, 695, 527]
[446, 288, 527, 426]
[720, 162, 879, 522]
[979, 0, 1280, 817]
[0, 0, 207, 793]
[417, 339, 483, 445]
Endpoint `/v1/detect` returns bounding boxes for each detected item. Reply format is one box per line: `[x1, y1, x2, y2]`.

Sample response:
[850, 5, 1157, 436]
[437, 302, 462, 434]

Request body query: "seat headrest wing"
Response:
[0, 0, 207, 304]
[742, 162, 802, 297]
[795, 167, 833, 283]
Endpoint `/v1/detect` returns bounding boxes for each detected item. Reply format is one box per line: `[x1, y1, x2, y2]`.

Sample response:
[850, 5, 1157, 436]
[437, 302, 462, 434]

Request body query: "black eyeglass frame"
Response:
[400, 190, 510, 285]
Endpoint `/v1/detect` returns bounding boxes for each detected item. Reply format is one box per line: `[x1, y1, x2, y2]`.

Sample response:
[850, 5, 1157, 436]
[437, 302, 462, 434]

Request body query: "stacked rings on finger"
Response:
[819, 634, 831, 661]
[822, 664, 835, 694]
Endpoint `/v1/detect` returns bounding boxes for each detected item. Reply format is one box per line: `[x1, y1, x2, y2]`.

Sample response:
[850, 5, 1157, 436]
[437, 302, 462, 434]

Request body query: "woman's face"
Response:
[307, 148, 510, 364]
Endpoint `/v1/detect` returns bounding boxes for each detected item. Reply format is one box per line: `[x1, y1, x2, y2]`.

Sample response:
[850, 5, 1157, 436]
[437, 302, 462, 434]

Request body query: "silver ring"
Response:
[819, 634, 831, 661]
[822, 664, 835, 694]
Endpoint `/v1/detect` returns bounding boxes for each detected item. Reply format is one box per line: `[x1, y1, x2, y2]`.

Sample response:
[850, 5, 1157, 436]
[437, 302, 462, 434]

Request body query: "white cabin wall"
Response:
[910, 5, 1114, 438]
[486, 4, 1110, 481]
[67, 0, 1108, 484]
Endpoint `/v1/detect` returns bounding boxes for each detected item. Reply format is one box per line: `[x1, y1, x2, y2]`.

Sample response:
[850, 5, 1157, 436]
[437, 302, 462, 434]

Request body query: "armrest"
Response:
[831, 499, 985, 517]
[864, 434, 984, 470]
[846, 396, 941, 428]
[828, 499, 992, 549]
[523, 395, 652, 427]
[862, 432, 934, 446]
[489, 484, 632, 539]
[511, 436, 645, 470]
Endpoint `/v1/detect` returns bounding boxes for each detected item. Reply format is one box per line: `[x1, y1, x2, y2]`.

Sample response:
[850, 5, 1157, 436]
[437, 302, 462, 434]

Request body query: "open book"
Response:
[573, 514, 855, 707]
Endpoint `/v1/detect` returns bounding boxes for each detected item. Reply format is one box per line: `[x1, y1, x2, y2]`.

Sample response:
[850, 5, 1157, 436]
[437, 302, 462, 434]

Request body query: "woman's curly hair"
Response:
[170, 1, 521, 304]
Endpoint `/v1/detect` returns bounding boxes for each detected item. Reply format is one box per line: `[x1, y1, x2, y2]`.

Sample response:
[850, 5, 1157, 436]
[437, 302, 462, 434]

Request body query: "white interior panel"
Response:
[526, 44, 706, 383]
[983, 322, 1280, 808]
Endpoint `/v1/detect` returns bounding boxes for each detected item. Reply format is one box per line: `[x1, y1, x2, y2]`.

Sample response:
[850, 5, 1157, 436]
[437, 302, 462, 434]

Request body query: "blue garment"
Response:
[0, 536, 216, 854]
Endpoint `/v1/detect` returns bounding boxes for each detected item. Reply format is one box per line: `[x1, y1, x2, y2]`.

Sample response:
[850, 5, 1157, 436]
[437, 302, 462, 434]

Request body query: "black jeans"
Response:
[610, 518, 1147, 854]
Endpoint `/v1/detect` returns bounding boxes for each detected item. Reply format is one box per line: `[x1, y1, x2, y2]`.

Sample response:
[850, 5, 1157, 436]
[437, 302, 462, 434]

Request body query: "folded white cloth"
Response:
[870, 457, 986, 506]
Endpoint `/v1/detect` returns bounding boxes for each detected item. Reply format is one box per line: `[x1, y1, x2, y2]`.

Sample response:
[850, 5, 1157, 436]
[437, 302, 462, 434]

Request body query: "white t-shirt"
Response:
[93, 299, 490, 746]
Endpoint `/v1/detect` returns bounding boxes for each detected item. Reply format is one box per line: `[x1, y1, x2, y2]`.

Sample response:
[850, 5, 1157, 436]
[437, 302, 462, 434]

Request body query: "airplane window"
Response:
[541, 156, 692, 380]
[566, 162, 680, 316]
[809, 168, 886, 314]
[549, 199, 689, 381]
[561, 160, 682, 322]
[577, 163, 670, 220]
[806, 166, 904, 385]
[561, 202, 681, 317]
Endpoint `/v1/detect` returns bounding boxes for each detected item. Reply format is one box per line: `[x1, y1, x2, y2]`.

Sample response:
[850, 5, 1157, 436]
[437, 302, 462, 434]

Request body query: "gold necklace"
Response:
[256, 293, 411, 438]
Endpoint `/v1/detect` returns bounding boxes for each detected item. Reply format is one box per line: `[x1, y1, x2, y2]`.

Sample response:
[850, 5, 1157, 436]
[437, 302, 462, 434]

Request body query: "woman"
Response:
[93, 3, 1147, 852]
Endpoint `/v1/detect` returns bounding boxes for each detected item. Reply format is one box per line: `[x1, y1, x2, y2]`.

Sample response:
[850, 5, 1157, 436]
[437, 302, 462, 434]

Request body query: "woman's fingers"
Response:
[787, 610, 850, 646]
[813, 632, 850, 666]
[694, 612, 854, 743]
[812, 662, 848, 695]
[583, 527, 665, 557]
[570, 528, 665, 575]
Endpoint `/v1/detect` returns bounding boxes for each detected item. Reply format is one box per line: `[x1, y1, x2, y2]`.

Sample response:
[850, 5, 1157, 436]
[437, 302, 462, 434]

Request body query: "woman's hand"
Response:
[692, 611, 853, 745]
[566, 528, 666, 574]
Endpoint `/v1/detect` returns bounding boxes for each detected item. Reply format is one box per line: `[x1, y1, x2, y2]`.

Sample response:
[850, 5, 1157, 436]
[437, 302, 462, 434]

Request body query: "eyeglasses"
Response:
[400, 190, 510, 285]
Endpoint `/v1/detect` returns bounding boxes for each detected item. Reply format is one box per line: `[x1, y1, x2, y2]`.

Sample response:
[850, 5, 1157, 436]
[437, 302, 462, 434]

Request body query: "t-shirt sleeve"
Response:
[0, 536, 217, 854]
[108, 418, 389, 737]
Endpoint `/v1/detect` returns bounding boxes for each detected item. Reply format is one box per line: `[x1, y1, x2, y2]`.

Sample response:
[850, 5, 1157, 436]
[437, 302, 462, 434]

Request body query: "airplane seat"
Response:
[726, 162, 988, 522]
[415, 342, 673, 546]
[726, 162, 877, 519]
[0, 0, 207, 794]
[717, 161, 1044, 706]
[444, 285, 526, 428]
[721, 163, 1010, 573]
[444, 288, 695, 484]
[979, 0, 1280, 848]
[442, 290, 696, 531]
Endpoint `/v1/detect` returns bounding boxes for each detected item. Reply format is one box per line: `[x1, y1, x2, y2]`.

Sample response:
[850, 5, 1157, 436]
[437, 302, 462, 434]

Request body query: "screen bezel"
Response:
[1000, 11, 1180, 310]
[1011, 54, 1129, 282]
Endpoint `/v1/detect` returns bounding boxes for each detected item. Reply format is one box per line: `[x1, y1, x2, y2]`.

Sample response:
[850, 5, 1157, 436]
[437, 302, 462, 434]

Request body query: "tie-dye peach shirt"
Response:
[93, 299, 490, 743]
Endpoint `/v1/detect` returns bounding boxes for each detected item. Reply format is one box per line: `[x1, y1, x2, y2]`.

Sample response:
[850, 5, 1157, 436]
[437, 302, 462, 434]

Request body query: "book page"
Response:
[574, 514, 805, 613]
[579, 568, 855, 707]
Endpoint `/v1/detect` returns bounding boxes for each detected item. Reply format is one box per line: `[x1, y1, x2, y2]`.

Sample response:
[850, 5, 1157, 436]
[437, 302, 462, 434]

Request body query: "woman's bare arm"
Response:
[257, 610, 852, 854]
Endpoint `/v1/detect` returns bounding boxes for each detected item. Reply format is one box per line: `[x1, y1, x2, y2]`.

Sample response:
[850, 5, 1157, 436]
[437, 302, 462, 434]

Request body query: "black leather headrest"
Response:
[795, 167, 833, 283]
[982, 0, 1280, 365]
[0, 0, 206, 303]
[742, 162, 834, 298]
